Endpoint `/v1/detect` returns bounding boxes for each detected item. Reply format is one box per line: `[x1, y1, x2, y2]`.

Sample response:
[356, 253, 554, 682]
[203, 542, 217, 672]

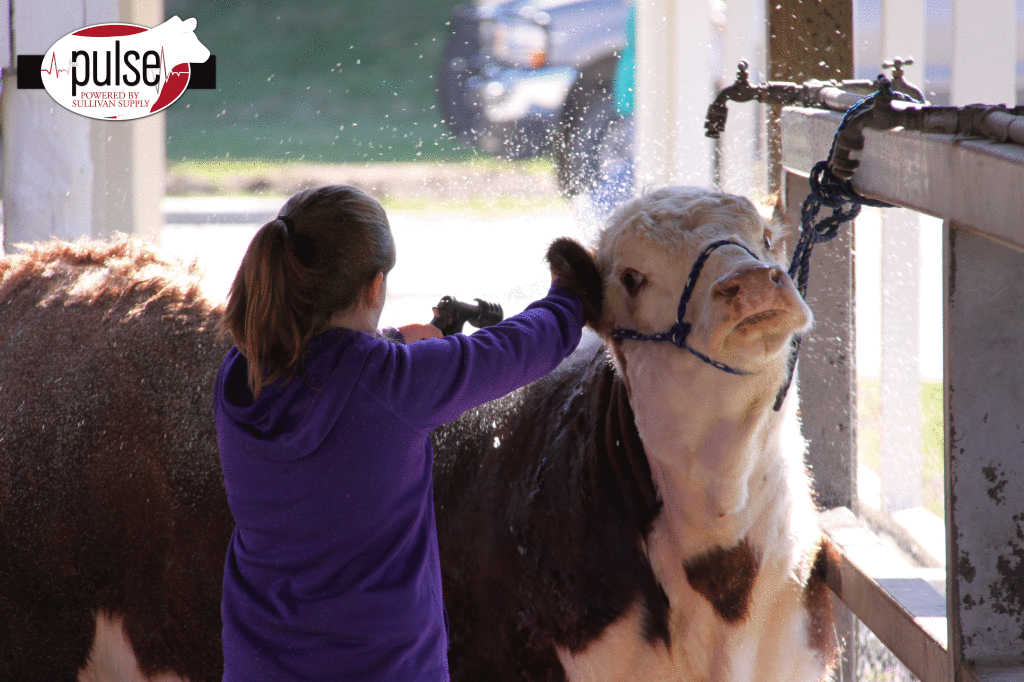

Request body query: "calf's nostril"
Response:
[714, 282, 741, 299]
[769, 267, 784, 284]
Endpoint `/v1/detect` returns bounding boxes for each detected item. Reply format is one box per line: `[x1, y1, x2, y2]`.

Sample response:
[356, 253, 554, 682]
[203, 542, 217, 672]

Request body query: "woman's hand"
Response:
[398, 323, 443, 343]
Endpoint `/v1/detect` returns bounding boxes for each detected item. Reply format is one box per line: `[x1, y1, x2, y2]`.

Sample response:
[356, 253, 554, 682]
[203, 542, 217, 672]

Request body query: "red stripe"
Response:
[73, 24, 148, 38]
[149, 64, 190, 114]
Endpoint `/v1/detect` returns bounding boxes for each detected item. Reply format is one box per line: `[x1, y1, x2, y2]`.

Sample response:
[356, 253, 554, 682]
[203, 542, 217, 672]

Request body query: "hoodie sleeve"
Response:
[363, 286, 585, 433]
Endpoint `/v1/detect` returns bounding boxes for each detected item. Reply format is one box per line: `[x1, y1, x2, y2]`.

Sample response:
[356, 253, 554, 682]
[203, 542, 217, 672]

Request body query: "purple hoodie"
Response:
[214, 286, 584, 682]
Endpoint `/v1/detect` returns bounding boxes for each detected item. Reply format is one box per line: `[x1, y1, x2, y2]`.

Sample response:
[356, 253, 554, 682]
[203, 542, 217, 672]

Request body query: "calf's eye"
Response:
[762, 229, 773, 251]
[621, 268, 647, 295]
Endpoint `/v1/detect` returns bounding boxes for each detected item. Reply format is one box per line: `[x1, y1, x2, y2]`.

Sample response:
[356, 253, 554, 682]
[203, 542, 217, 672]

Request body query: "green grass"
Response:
[857, 379, 945, 517]
[165, 156, 567, 213]
[165, 0, 477, 163]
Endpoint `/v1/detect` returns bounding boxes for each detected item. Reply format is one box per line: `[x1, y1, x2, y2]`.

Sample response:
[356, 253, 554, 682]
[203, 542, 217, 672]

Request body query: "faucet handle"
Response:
[880, 57, 926, 102]
[882, 57, 914, 80]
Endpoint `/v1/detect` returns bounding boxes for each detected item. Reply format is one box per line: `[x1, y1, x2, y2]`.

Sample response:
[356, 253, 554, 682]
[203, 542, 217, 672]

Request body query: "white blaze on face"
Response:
[561, 188, 832, 682]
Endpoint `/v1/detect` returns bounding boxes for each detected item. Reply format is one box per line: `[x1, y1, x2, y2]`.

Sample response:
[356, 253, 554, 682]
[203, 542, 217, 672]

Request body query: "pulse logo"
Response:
[40, 16, 211, 121]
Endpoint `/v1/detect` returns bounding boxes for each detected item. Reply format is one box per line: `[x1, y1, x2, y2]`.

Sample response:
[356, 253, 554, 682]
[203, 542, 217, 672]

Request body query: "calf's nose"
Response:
[711, 263, 785, 300]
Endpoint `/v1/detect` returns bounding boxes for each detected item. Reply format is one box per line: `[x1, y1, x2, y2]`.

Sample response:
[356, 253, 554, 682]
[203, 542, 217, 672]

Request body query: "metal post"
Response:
[785, 168, 857, 682]
[784, 170, 857, 511]
[944, 223, 1024, 681]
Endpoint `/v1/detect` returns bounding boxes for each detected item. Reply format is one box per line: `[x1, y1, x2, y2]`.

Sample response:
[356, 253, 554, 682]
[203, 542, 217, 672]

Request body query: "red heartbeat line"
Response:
[40, 52, 71, 78]
[159, 46, 190, 94]
[39, 45, 188, 93]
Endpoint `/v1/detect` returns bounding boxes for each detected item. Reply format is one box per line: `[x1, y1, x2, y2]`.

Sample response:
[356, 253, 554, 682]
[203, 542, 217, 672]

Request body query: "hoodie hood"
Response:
[215, 327, 371, 462]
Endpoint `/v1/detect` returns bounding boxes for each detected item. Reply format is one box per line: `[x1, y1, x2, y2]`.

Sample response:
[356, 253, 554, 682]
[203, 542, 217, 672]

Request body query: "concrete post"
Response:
[1, 0, 164, 255]
[635, 0, 714, 190]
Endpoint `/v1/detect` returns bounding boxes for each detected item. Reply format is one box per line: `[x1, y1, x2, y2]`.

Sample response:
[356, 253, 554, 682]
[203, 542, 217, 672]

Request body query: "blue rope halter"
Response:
[612, 239, 762, 376]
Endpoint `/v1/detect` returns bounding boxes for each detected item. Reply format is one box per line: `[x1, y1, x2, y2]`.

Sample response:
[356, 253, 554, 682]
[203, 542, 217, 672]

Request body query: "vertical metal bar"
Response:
[945, 222, 1024, 680]
[786, 168, 857, 682]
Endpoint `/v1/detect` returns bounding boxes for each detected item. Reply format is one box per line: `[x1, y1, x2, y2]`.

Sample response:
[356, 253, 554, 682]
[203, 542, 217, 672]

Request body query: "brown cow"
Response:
[0, 240, 232, 682]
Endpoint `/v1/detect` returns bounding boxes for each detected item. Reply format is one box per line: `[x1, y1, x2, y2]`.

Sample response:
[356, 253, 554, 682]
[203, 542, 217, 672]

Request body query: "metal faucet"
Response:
[704, 59, 924, 140]
[704, 59, 1024, 183]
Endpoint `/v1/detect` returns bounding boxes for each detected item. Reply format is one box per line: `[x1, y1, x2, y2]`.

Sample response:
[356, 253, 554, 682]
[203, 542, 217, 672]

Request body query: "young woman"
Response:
[214, 185, 586, 681]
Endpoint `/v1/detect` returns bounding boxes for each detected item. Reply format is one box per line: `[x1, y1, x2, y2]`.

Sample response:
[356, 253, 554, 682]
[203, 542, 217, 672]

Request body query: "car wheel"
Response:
[554, 86, 628, 197]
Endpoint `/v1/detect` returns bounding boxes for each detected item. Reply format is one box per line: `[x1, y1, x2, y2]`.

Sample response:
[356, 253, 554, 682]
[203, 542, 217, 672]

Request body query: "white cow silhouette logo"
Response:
[148, 16, 211, 75]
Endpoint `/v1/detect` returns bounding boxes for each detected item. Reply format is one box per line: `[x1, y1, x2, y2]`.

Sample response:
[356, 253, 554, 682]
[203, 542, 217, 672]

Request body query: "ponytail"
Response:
[220, 218, 314, 397]
[218, 186, 395, 399]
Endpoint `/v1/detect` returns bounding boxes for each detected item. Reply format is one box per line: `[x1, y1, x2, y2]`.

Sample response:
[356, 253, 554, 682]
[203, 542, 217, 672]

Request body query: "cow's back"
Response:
[0, 241, 233, 682]
[432, 333, 668, 682]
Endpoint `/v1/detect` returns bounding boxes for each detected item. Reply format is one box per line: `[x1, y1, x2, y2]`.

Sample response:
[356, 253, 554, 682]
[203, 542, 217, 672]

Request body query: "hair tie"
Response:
[278, 214, 296, 241]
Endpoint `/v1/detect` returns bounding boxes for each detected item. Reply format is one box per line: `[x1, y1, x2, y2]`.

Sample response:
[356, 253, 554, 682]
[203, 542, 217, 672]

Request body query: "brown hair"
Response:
[219, 185, 396, 397]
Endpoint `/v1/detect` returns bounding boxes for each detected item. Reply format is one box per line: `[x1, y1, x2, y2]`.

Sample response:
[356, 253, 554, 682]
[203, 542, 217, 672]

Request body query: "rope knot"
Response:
[669, 323, 691, 348]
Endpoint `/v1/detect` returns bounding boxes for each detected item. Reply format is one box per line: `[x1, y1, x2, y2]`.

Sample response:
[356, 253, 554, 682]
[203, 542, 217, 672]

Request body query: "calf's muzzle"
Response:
[712, 263, 785, 301]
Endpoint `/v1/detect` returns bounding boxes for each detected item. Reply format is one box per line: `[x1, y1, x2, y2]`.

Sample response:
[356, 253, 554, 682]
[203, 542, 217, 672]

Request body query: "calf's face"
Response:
[595, 188, 813, 520]
[598, 187, 811, 378]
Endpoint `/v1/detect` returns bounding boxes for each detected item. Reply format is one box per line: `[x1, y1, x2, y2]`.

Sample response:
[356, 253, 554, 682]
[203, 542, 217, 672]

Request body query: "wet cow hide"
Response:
[0, 240, 233, 682]
[0, 236, 608, 682]
[432, 336, 669, 681]
[431, 234, 837, 681]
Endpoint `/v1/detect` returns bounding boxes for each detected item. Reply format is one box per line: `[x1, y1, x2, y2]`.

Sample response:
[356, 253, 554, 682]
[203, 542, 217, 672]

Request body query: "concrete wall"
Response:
[1, 0, 164, 255]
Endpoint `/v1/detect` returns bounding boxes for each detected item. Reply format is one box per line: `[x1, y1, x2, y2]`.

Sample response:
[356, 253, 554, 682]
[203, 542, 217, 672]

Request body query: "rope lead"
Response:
[773, 82, 922, 411]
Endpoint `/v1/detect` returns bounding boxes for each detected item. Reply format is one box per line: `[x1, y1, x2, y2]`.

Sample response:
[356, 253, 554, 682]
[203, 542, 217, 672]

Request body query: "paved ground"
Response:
[165, 161, 563, 205]
[160, 194, 597, 333]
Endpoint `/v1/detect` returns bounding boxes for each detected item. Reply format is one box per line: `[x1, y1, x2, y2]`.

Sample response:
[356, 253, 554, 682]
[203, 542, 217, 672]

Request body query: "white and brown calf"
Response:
[432, 186, 839, 682]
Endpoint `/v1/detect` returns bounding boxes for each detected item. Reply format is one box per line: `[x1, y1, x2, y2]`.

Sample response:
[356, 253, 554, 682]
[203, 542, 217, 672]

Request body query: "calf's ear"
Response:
[546, 237, 607, 333]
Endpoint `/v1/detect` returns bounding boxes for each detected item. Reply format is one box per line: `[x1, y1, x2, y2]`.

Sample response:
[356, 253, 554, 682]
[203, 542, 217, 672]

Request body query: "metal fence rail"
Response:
[781, 106, 1024, 682]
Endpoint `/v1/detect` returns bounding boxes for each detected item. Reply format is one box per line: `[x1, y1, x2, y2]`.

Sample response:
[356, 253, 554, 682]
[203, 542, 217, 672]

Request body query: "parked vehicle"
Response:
[438, 0, 628, 196]
[438, 0, 1024, 198]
